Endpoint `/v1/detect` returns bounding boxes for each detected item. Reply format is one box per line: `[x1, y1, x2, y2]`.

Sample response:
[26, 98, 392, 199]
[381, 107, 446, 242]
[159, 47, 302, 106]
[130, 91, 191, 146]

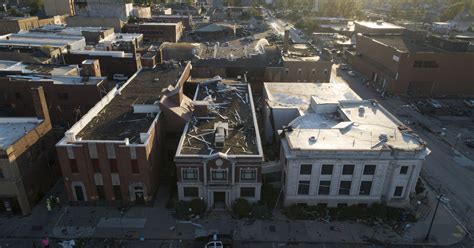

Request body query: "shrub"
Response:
[251, 204, 272, 220]
[174, 201, 191, 220]
[190, 198, 206, 215]
[415, 179, 425, 195]
[232, 198, 251, 219]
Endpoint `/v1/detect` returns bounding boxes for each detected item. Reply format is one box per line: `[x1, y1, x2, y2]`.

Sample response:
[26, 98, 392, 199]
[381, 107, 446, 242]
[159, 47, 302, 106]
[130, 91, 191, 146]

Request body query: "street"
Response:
[331, 64, 474, 246]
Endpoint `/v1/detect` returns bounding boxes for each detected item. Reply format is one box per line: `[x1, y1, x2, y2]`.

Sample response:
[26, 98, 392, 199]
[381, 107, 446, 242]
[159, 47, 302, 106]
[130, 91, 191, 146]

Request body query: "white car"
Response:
[113, 74, 128, 81]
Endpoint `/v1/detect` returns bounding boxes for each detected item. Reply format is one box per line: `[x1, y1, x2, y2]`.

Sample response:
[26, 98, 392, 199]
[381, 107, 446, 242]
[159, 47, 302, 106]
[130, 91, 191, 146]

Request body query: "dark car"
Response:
[465, 139, 474, 148]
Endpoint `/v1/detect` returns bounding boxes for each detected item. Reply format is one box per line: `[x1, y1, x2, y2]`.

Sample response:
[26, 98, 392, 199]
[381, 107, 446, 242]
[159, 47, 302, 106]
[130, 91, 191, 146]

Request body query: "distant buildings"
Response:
[0, 16, 65, 35]
[174, 77, 263, 208]
[0, 87, 58, 215]
[125, 22, 184, 43]
[354, 21, 406, 35]
[263, 82, 430, 207]
[349, 30, 474, 96]
[44, 0, 75, 16]
[0, 60, 109, 127]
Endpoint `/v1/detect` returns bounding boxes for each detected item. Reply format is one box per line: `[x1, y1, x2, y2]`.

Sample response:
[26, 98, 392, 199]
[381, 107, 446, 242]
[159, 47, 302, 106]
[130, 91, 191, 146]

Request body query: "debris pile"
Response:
[181, 78, 258, 155]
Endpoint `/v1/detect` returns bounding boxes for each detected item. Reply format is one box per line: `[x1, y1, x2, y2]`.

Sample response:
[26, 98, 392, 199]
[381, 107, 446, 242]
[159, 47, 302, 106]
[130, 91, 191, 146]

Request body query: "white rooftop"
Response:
[0, 33, 85, 48]
[0, 118, 42, 150]
[355, 21, 405, 30]
[285, 100, 426, 151]
[264, 82, 426, 152]
[264, 82, 361, 112]
[0, 60, 78, 75]
[6, 75, 105, 85]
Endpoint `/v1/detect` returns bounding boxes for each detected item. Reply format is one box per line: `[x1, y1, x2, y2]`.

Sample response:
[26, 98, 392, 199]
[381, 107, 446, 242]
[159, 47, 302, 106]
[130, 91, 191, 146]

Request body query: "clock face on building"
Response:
[215, 159, 223, 167]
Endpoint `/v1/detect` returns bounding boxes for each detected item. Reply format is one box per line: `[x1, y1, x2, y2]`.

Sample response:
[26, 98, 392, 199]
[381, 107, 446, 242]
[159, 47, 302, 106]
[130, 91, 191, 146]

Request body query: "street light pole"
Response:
[424, 194, 444, 241]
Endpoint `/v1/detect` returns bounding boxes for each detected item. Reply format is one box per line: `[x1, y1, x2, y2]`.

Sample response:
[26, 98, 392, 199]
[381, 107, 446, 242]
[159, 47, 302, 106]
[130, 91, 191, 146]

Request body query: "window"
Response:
[299, 164, 312, 175]
[131, 159, 139, 174]
[240, 169, 256, 182]
[363, 165, 376, 175]
[318, 181, 331, 195]
[240, 187, 255, 197]
[323, 69, 328, 75]
[15, 92, 21, 99]
[312, 69, 316, 75]
[57, 93, 69, 100]
[113, 185, 122, 200]
[342, 164, 354, 175]
[211, 169, 227, 181]
[285, 68, 289, 75]
[183, 168, 198, 181]
[400, 166, 409, 175]
[298, 68, 302, 75]
[413, 60, 423, 68]
[298, 181, 310, 195]
[109, 159, 118, 173]
[339, 181, 352, 195]
[92, 159, 100, 173]
[321, 164, 333, 175]
[0, 168, 4, 178]
[359, 181, 372, 196]
[423, 60, 438, 68]
[96, 185, 105, 200]
[394, 186, 404, 197]
[183, 187, 199, 197]
[69, 159, 78, 173]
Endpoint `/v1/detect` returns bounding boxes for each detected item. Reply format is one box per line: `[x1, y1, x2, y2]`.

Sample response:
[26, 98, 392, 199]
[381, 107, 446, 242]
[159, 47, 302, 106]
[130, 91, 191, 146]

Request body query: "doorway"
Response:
[74, 186, 85, 201]
[213, 191, 226, 209]
[134, 186, 145, 204]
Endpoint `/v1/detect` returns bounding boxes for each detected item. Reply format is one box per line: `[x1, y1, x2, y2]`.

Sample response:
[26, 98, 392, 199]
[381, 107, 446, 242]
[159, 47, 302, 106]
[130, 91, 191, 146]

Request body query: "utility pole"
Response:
[424, 193, 444, 241]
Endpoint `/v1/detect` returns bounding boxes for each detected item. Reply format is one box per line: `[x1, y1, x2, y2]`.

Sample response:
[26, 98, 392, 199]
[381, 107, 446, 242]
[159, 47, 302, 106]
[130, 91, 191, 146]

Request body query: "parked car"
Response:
[465, 139, 474, 148]
[427, 99, 442, 109]
[113, 74, 128, 82]
[194, 234, 233, 248]
[464, 99, 474, 107]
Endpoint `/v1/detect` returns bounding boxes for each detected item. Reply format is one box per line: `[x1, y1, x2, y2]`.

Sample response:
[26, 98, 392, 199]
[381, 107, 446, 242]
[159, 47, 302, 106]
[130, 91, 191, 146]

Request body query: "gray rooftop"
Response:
[77, 66, 186, 142]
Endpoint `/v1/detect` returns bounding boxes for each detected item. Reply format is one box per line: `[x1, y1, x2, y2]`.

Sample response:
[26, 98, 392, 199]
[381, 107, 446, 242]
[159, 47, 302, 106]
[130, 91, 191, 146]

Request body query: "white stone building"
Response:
[264, 82, 430, 207]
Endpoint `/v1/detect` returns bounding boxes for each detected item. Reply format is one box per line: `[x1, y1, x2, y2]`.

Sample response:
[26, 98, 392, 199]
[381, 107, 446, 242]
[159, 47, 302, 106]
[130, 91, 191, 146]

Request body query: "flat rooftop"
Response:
[0, 33, 84, 48]
[355, 21, 405, 30]
[0, 60, 78, 75]
[367, 35, 445, 53]
[264, 82, 361, 112]
[77, 66, 185, 142]
[139, 22, 180, 26]
[0, 118, 41, 150]
[178, 78, 261, 156]
[265, 82, 426, 151]
[6, 75, 105, 85]
[285, 100, 426, 151]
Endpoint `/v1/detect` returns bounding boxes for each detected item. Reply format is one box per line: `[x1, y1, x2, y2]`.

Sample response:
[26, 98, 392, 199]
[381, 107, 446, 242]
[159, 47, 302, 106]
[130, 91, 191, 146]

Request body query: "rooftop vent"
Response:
[379, 133, 388, 141]
[309, 136, 317, 144]
[214, 121, 229, 149]
[358, 105, 365, 116]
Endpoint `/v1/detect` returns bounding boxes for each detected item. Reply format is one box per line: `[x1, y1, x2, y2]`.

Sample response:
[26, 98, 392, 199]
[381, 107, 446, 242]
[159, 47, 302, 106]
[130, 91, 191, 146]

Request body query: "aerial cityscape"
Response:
[0, 0, 473, 247]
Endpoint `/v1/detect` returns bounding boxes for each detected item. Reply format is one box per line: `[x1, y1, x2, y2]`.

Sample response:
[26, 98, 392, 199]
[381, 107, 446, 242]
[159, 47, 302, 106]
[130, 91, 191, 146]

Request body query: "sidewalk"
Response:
[0, 185, 466, 246]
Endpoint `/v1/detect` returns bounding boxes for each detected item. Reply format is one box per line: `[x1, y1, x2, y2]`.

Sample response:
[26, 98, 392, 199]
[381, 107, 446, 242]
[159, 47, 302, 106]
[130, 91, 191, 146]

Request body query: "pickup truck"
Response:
[194, 233, 233, 248]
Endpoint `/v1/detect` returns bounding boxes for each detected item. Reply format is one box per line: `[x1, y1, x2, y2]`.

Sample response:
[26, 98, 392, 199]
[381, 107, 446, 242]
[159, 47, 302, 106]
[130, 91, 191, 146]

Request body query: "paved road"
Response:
[331, 65, 474, 246]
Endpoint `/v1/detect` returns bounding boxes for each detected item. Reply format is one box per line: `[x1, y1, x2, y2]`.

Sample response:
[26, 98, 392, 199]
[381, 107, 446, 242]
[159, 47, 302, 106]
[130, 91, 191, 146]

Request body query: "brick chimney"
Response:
[30, 86, 50, 123]
[80, 59, 101, 77]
